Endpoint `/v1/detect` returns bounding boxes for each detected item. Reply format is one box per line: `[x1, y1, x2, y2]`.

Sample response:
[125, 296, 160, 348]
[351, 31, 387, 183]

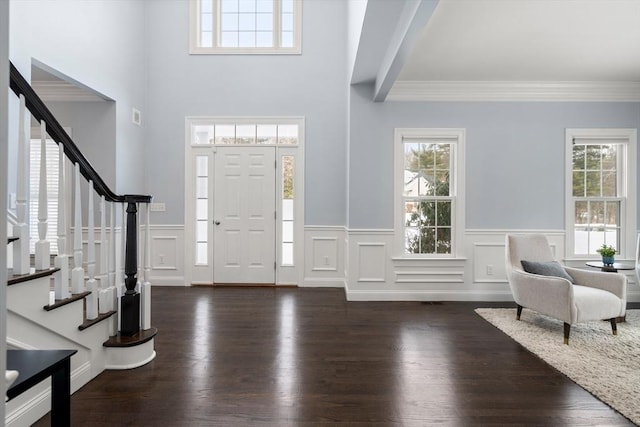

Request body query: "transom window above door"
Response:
[191, 122, 299, 145]
[189, 0, 302, 54]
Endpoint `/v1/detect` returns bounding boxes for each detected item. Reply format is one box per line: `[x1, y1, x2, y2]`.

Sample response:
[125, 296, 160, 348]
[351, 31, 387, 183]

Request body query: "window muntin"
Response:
[190, 0, 301, 54]
[395, 129, 464, 258]
[566, 129, 636, 259]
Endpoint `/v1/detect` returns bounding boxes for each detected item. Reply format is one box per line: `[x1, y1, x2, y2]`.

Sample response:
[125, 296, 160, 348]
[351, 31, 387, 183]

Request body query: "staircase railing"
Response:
[8, 62, 152, 336]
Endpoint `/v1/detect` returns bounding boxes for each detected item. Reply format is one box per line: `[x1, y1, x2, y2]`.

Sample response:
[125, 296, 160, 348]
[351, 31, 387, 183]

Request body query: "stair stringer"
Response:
[6, 275, 114, 427]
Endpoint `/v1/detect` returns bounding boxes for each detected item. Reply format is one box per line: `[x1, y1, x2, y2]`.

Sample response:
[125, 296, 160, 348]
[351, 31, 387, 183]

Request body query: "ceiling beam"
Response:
[350, 0, 405, 85]
[373, 0, 438, 102]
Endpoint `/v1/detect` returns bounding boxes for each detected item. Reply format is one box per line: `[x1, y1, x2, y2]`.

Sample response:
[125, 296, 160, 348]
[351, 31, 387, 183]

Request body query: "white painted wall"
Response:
[47, 102, 117, 189]
[8, 0, 147, 196]
[143, 0, 348, 226]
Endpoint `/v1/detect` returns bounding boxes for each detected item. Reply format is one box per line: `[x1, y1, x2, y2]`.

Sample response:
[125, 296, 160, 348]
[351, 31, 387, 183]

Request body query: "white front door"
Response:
[213, 146, 276, 284]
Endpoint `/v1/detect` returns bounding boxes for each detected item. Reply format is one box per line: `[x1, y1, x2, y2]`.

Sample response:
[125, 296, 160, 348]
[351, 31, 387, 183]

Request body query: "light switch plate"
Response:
[149, 202, 166, 212]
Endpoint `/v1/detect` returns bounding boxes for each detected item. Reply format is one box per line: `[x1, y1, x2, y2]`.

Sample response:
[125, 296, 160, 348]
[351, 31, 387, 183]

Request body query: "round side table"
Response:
[585, 261, 634, 273]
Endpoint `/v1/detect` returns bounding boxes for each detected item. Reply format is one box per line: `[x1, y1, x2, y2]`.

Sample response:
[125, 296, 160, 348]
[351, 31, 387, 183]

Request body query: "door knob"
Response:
[214, 220, 221, 225]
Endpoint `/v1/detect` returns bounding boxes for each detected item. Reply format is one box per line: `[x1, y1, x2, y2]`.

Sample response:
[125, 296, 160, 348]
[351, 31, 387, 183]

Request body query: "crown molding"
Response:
[387, 81, 640, 102]
[32, 81, 107, 102]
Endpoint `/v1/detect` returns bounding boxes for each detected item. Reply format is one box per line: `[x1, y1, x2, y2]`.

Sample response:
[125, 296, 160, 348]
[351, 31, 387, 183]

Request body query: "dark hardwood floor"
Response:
[35, 287, 635, 426]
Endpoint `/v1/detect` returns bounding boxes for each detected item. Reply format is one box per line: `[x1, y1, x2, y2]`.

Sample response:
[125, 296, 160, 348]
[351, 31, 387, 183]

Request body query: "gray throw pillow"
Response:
[520, 260, 573, 282]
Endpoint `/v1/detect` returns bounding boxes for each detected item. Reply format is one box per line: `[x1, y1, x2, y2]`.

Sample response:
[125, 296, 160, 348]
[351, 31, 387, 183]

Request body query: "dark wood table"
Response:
[6, 349, 77, 426]
[585, 261, 635, 273]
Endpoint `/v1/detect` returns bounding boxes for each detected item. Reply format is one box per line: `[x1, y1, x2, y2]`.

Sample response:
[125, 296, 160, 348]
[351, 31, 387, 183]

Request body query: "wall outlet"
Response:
[486, 265, 494, 275]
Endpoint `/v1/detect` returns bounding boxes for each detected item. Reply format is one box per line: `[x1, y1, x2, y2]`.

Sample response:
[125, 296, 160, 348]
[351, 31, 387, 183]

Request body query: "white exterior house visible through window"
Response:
[190, 0, 301, 54]
[394, 128, 465, 257]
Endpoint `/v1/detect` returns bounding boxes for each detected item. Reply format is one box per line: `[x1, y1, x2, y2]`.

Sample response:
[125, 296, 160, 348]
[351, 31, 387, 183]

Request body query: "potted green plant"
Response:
[596, 244, 616, 266]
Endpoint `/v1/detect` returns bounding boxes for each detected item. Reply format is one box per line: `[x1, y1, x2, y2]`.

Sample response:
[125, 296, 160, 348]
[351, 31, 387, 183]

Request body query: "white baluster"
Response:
[136, 202, 141, 293]
[98, 195, 110, 313]
[13, 94, 30, 274]
[108, 201, 116, 313]
[71, 163, 85, 294]
[115, 202, 126, 335]
[54, 144, 70, 300]
[141, 203, 152, 330]
[35, 121, 50, 270]
[86, 181, 98, 320]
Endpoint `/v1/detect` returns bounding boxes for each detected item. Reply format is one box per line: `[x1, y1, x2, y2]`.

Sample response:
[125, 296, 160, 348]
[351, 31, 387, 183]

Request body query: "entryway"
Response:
[213, 146, 275, 284]
[186, 117, 303, 286]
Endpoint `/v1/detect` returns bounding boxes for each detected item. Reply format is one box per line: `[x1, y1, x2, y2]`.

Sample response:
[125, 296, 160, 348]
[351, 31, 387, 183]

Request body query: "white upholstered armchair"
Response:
[505, 234, 626, 344]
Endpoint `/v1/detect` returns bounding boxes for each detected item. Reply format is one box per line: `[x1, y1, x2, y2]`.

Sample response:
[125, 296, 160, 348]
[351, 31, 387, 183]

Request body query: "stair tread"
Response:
[103, 327, 158, 348]
[44, 291, 92, 311]
[78, 311, 117, 331]
[7, 267, 59, 286]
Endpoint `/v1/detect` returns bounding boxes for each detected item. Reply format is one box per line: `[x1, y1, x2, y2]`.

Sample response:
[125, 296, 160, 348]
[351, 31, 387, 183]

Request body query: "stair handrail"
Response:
[8, 62, 151, 204]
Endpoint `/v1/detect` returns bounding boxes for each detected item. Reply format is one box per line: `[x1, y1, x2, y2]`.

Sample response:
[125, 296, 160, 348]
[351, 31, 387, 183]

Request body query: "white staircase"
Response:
[5, 62, 156, 426]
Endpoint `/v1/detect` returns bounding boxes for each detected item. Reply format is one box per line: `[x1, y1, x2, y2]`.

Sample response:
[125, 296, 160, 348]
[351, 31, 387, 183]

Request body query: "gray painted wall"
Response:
[47, 102, 117, 188]
[8, 0, 146, 196]
[143, 0, 348, 225]
[349, 83, 640, 230]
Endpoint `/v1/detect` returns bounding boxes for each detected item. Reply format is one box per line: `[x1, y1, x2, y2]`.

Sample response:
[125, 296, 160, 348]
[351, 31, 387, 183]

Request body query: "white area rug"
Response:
[476, 308, 640, 425]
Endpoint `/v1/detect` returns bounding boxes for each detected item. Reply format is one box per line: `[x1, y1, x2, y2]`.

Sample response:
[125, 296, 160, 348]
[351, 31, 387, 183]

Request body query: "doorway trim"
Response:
[184, 116, 305, 286]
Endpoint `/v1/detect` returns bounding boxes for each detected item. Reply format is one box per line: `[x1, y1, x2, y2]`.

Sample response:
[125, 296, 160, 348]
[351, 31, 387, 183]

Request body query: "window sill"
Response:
[189, 47, 302, 55]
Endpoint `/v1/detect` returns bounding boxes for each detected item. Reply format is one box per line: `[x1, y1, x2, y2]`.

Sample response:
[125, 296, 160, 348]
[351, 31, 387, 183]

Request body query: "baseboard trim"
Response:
[149, 277, 187, 286]
[300, 278, 346, 288]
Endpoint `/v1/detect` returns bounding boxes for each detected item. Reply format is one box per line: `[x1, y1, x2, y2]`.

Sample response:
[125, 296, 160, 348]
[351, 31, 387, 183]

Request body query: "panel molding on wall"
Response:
[302, 226, 346, 287]
[344, 228, 637, 302]
[148, 224, 185, 286]
[357, 242, 387, 282]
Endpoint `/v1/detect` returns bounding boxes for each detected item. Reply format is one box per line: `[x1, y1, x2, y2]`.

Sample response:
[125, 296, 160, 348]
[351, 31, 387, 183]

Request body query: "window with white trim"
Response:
[566, 129, 637, 258]
[394, 129, 465, 257]
[189, 0, 302, 54]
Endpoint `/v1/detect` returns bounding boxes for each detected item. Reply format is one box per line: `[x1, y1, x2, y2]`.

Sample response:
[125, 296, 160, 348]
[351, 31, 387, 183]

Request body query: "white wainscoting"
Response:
[302, 226, 346, 287]
[147, 224, 186, 286]
[343, 228, 640, 302]
[177, 225, 640, 301]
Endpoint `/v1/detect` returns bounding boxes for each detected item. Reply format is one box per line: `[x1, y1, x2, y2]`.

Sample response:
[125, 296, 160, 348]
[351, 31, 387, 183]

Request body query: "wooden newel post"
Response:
[121, 201, 140, 336]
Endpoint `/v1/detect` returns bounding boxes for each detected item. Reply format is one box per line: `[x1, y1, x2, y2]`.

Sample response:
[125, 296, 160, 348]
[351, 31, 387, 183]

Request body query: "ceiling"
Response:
[354, 0, 640, 101]
[398, 0, 640, 82]
[28, 0, 640, 103]
[31, 61, 111, 103]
